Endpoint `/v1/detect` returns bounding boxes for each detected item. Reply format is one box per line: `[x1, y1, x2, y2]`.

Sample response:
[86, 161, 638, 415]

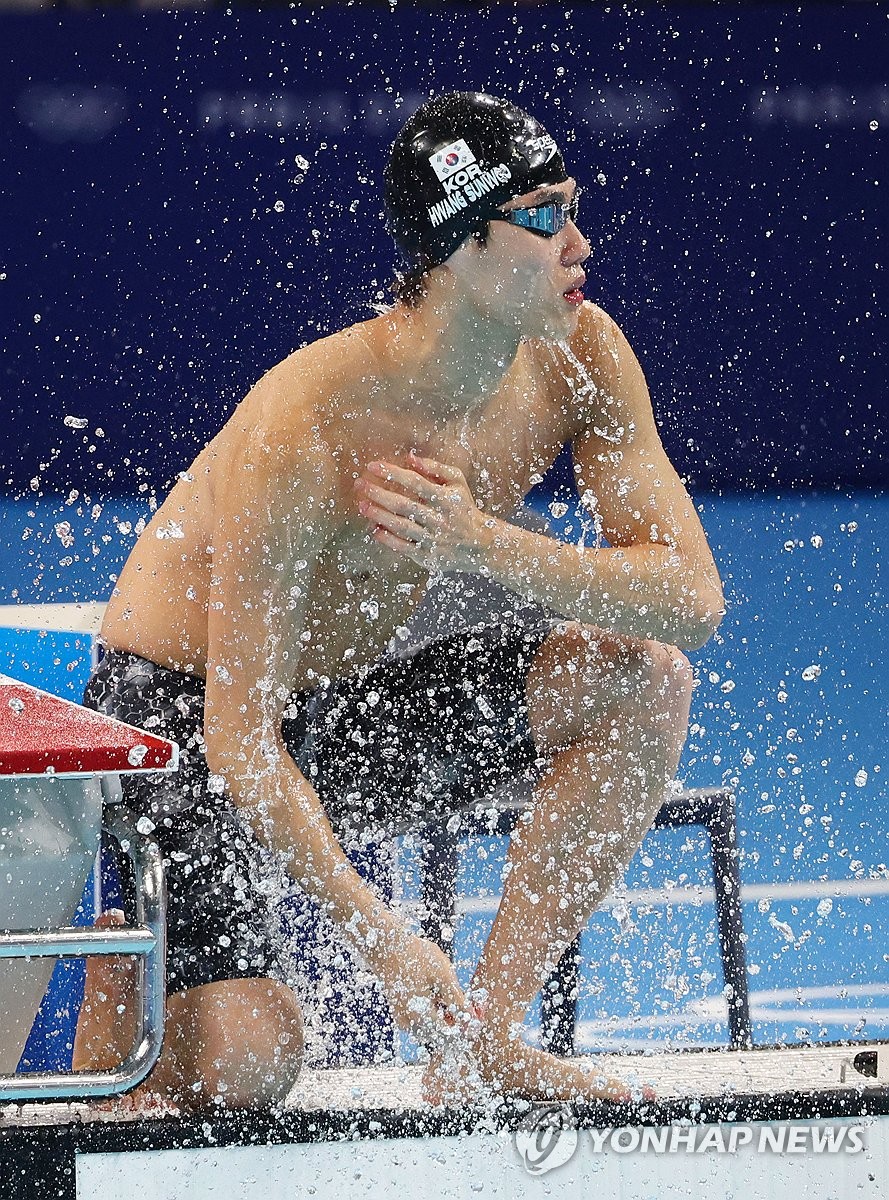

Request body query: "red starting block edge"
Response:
[0, 674, 178, 779]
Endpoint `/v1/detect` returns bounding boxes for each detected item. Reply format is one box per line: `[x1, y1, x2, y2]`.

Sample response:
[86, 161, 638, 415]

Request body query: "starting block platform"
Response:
[1, 1046, 888, 1199]
[0, 674, 176, 1094]
[0, 674, 175, 778]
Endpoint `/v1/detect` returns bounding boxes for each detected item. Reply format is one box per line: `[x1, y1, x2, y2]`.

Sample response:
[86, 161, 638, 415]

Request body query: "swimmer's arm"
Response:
[481, 308, 725, 650]
[201, 428, 399, 946]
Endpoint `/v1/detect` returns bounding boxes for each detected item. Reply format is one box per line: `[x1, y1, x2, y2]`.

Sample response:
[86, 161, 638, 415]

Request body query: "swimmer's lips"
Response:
[563, 274, 586, 306]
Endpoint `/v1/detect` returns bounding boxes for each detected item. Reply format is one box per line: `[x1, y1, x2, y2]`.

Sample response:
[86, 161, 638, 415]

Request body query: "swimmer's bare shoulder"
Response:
[537, 298, 656, 441]
[101, 326, 363, 673]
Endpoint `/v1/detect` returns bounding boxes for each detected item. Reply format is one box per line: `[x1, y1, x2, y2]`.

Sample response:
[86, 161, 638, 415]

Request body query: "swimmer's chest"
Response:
[291, 345, 581, 681]
[296, 437, 532, 681]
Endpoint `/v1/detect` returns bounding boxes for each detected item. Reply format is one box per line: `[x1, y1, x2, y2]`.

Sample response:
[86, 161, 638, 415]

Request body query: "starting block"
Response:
[0, 674, 176, 1101]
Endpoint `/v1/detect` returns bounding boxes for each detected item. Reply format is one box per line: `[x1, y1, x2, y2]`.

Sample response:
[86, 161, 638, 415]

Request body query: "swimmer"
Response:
[73, 91, 723, 1111]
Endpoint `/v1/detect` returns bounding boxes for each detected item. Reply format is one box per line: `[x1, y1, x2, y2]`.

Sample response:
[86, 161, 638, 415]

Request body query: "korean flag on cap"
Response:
[429, 138, 477, 183]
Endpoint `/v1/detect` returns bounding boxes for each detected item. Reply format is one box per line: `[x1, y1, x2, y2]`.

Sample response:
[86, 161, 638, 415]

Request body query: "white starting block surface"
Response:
[0, 675, 176, 1076]
[1, 1047, 887, 1199]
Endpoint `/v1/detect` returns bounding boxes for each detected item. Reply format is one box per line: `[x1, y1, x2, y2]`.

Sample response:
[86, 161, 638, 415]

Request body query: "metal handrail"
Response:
[0, 812, 167, 1101]
[0, 928, 156, 959]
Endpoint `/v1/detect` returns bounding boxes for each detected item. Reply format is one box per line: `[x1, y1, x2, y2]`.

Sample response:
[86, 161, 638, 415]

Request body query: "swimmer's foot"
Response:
[73, 909, 138, 1075]
[422, 1030, 655, 1108]
[422, 1046, 492, 1109]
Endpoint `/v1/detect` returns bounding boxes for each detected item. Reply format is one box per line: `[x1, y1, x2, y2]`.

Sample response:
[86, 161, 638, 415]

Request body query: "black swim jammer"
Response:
[83, 622, 555, 995]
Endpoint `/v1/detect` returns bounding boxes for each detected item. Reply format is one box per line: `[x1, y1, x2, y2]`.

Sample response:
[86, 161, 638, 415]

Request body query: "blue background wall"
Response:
[1, 3, 886, 499]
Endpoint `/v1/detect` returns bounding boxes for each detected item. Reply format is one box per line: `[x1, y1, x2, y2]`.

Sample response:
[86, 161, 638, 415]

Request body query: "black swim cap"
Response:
[384, 91, 568, 268]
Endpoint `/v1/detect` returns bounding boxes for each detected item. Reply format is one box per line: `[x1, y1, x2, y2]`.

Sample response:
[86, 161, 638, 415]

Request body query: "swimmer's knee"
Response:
[165, 978, 304, 1111]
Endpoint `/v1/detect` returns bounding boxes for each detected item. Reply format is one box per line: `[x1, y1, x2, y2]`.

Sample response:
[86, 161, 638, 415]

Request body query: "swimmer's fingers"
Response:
[367, 454, 469, 504]
[365, 460, 442, 502]
[357, 496, 439, 545]
[404, 454, 476, 515]
[370, 524, 422, 559]
[357, 480, 436, 525]
[406, 450, 464, 485]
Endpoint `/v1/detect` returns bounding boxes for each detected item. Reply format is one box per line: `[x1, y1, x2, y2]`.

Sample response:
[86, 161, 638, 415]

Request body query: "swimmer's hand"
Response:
[361, 924, 469, 1042]
[353, 451, 496, 574]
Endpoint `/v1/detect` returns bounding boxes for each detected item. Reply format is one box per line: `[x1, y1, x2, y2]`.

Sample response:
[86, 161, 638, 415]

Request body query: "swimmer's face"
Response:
[449, 177, 590, 340]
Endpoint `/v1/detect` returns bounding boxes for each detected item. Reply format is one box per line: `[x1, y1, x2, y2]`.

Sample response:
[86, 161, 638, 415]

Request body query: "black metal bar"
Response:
[703, 792, 753, 1049]
[419, 823, 460, 953]
[540, 935, 581, 1056]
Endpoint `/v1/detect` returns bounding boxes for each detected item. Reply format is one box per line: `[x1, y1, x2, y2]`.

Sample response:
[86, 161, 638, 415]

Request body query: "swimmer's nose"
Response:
[563, 222, 590, 267]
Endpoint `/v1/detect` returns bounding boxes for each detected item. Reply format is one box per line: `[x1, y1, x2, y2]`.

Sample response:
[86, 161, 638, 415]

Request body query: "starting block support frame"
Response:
[0, 813, 167, 1103]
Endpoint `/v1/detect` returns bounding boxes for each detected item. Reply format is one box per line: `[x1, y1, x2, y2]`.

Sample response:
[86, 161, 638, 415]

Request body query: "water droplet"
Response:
[768, 913, 795, 942]
[63, 415, 88, 429]
[8, 698, 24, 715]
[54, 521, 74, 548]
[273, 199, 285, 213]
[155, 520, 184, 540]
[127, 744, 148, 766]
[854, 769, 868, 788]
[135, 815, 155, 835]
[801, 664, 821, 681]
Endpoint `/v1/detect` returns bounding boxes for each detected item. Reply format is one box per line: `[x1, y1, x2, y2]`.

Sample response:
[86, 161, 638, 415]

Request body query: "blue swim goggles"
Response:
[489, 189, 581, 238]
